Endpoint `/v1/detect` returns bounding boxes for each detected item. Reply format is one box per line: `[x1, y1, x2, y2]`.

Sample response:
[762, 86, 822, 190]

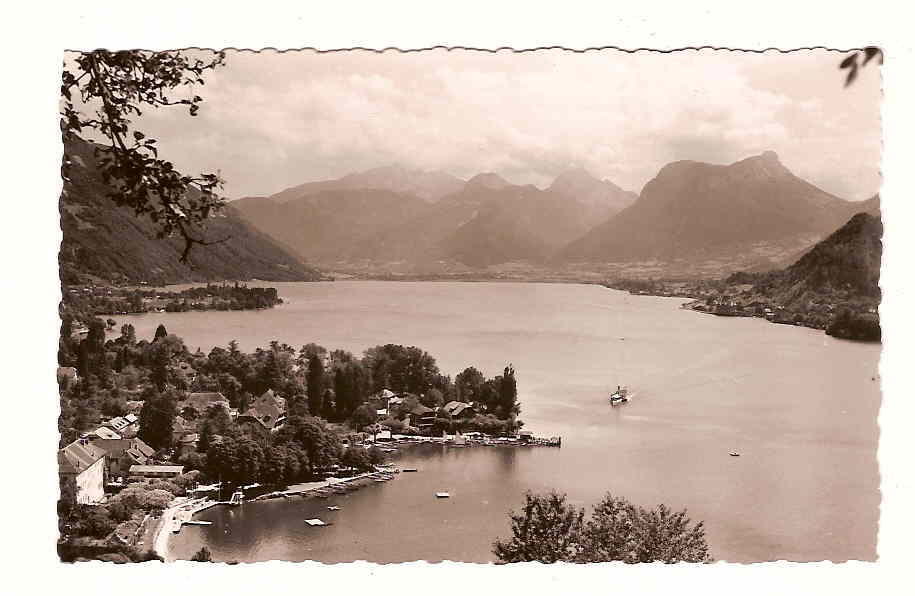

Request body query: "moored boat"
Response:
[609, 385, 631, 406]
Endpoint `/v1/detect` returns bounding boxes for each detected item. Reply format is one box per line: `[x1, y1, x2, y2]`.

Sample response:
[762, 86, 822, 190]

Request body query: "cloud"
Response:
[129, 48, 881, 200]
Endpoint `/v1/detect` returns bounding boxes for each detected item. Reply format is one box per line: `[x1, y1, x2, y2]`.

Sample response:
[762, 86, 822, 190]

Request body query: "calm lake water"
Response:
[115, 281, 880, 563]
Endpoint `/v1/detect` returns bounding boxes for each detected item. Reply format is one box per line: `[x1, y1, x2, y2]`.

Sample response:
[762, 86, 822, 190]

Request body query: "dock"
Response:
[258, 468, 400, 501]
[169, 497, 228, 534]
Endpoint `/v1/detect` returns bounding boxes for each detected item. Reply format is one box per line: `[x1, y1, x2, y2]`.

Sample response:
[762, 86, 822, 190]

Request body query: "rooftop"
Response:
[59, 439, 107, 474]
[129, 465, 185, 474]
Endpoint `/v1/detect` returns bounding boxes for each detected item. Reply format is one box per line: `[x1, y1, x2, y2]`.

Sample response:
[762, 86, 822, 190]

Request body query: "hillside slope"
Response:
[233, 189, 433, 262]
[749, 210, 882, 306]
[59, 136, 323, 285]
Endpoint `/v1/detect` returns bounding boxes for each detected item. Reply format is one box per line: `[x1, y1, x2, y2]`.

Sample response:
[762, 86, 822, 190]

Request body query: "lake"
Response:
[115, 281, 880, 563]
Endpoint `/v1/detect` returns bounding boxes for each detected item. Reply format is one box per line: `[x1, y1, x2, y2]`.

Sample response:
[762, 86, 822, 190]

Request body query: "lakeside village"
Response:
[57, 295, 554, 563]
[606, 276, 881, 341]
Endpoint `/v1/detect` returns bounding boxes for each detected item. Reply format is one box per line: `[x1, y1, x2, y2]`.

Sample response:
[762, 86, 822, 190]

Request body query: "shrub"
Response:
[144, 489, 174, 512]
[71, 505, 116, 539]
[106, 500, 132, 523]
[147, 480, 183, 496]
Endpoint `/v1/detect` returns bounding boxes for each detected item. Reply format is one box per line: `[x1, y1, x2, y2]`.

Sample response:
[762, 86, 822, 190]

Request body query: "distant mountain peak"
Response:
[547, 168, 637, 212]
[730, 150, 790, 179]
[466, 172, 511, 190]
[551, 167, 601, 186]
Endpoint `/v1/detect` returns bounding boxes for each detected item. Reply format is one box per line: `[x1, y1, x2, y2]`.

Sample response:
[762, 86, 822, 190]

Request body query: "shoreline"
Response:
[162, 436, 561, 562]
[151, 503, 179, 562]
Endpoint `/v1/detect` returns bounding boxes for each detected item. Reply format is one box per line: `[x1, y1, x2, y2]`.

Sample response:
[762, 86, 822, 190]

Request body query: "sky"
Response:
[100, 48, 882, 200]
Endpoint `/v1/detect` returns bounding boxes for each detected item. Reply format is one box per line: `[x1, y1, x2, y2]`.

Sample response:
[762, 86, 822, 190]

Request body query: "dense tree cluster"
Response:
[63, 283, 283, 318]
[493, 491, 712, 564]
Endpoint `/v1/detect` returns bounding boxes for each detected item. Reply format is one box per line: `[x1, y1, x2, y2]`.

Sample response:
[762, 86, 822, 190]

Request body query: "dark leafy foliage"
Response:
[579, 494, 712, 564]
[493, 492, 712, 564]
[62, 50, 226, 261]
[826, 308, 881, 341]
[839, 46, 883, 87]
[493, 492, 585, 563]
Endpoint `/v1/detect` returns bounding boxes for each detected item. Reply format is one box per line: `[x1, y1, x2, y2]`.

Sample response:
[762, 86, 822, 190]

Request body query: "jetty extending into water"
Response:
[368, 432, 561, 449]
[169, 497, 226, 534]
[252, 468, 399, 502]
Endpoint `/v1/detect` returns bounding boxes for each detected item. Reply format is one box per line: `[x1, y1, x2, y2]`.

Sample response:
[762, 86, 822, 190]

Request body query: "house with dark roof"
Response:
[237, 389, 287, 432]
[128, 464, 184, 480]
[406, 404, 436, 430]
[58, 438, 107, 504]
[88, 426, 122, 441]
[183, 392, 231, 417]
[91, 436, 155, 479]
[441, 401, 476, 419]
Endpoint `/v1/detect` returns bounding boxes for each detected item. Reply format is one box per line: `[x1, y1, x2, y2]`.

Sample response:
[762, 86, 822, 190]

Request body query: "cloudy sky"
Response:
[119, 48, 881, 200]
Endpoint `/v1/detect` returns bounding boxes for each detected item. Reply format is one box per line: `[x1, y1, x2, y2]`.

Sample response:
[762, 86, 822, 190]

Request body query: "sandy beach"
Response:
[151, 502, 182, 562]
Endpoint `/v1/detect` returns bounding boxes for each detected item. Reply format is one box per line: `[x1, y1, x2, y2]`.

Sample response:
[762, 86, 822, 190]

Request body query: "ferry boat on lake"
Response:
[609, 385, 631, 406]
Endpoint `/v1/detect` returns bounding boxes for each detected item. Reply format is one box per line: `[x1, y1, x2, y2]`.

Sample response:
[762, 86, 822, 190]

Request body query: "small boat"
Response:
[435, 492, 450, 499]
[227, 490, 244, 506]
[402, 468, 418, 473]
[729, 452, 741, 457]
[609, 385, 631, 406]
[327, 506, 340, 511]
[304, 518, 327, 526]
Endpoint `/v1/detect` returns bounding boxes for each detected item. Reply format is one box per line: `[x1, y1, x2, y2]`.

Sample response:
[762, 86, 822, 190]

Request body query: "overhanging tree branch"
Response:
[61, 49, 228, 262]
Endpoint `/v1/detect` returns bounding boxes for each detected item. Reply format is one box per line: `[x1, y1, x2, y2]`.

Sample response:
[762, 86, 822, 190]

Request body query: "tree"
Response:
[420, 387, 444, 409]
[138, 390, 177, 449]
[274, 416, 341, 472]
[61, 50, 227, 261]
[493, 492, 584, 564]
[492, 491, 713, 564]
[333, 361, 370, 420]
[455, 366, 485, 403]
[352, 403, 378, 431]
[340, 447, 373, 472]
[153, 324, 168, 342]
[363, 344, 440, 394]
[579, 494, 712, 564]
[306, 354, 325, 416]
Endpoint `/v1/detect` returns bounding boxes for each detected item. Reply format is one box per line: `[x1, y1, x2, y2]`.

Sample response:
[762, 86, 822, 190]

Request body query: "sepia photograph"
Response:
[54, 45, 884, 567]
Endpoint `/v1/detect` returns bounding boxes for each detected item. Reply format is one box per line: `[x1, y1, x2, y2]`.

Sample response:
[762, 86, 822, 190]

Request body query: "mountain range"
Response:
[232, 152, 875, 277]
[59, 136, 323, 285]
[60, 137, 880, 285]
[233, 166, 638, 270]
